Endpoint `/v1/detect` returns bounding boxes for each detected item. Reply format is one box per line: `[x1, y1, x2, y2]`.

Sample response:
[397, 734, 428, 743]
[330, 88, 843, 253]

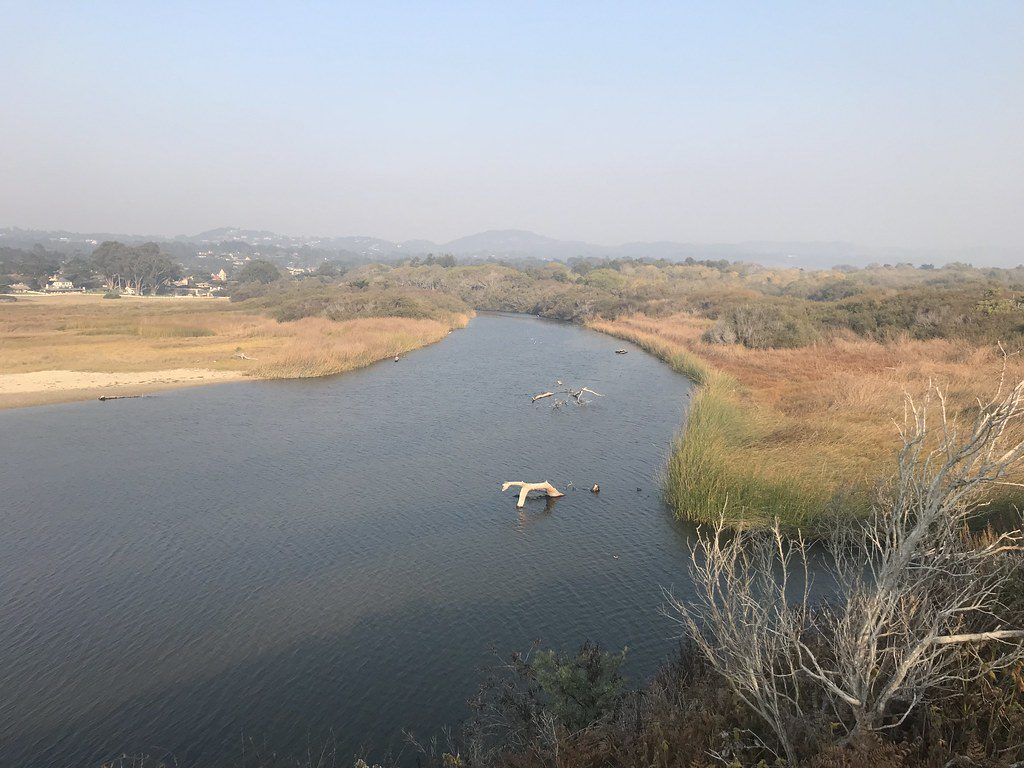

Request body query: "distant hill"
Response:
[3, 225, 1021, 269]
[440, 229, 595, 260]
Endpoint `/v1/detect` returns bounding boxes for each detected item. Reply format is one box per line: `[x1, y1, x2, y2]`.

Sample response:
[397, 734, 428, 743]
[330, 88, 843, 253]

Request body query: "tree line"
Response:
[89, 241, 183, 294]
[1, 241, 289, 294]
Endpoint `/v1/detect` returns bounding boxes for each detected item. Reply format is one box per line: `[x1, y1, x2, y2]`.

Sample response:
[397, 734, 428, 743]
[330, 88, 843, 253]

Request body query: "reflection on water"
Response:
[0, 313, 695, 767]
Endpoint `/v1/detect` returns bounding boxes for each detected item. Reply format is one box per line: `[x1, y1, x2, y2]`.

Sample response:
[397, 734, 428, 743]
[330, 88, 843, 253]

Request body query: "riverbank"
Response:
[0, 294, 468, 409]
[591, 312, 1024, 527]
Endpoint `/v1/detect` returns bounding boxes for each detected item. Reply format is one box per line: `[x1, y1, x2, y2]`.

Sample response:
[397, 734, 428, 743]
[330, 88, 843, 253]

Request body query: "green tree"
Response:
[237, 259, 281, 284]
[91, 241, 134, 290]
[20, 246, 62, 289]
[61, 256, 100, 288]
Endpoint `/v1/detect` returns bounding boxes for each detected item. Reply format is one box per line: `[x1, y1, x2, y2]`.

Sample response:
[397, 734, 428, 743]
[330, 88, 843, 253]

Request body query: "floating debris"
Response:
[591, 483, 600, 493]
[615, 349, 628, 355]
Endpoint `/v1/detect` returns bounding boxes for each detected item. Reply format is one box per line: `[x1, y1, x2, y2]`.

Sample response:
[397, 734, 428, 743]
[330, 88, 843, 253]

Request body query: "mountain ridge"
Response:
[3, 226, 1022, 269]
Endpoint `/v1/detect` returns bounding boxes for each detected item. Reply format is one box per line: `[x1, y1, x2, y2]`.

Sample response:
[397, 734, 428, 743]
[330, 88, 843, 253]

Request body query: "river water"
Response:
[0, 312, 696, 767]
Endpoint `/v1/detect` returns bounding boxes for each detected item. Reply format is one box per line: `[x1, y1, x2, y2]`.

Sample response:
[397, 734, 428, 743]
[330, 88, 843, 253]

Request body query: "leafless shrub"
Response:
[669, 375, 1024, 761]
[667, 521, 815, 762]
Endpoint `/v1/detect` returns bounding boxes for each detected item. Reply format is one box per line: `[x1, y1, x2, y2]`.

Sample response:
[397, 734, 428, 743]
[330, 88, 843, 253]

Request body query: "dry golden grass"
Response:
[592, 313, 1024, 527]
[0, 294, 468, 408]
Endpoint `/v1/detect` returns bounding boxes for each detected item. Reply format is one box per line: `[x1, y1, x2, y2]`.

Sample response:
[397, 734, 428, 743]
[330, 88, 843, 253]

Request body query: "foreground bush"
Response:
[669, 378, 1024, 764]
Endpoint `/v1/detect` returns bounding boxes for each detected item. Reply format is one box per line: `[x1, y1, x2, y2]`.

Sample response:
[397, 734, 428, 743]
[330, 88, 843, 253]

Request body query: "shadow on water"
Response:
[5, 590, 629, 767]
[1, 313, 700, 767]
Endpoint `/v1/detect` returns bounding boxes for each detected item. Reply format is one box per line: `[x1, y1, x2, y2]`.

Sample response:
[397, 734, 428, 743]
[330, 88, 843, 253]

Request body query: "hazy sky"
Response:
[2, 2, 1022, 248]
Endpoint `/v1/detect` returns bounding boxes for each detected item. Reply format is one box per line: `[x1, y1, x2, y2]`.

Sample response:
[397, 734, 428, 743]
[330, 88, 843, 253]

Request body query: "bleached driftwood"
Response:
[501, 481, 565, 508]
[572, 387, 603, 404]
[532, 391, 554, 402]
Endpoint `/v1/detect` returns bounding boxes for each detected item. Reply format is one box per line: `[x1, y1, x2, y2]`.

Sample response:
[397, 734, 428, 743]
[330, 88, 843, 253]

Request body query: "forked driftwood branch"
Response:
[501, 481, 565, 508]
[572, 386, 603, 404]
[531, 383, 604, 405]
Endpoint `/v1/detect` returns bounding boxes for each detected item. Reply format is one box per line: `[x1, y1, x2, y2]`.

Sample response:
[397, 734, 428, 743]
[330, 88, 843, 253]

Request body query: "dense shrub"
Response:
[236, 282, 469, 323]
[703, 304, 819, 348]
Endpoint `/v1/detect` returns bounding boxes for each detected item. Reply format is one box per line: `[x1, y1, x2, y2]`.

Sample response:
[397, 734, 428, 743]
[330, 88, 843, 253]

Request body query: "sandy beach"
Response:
[0, 368, 243, 409]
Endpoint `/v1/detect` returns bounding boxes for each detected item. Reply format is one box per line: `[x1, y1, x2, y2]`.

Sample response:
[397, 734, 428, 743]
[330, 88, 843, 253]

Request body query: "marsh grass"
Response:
[137, 324, 217, 338]
[591, 313, 1024, 528]
[245, 315, 469, 379]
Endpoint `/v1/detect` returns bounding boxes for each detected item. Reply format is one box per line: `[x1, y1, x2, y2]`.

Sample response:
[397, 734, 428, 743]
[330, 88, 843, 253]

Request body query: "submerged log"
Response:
[502, 481, 565, 508]
[615, 349, 628, 354]
[531, 391, 554, 402]
[98, 395, 142, 401]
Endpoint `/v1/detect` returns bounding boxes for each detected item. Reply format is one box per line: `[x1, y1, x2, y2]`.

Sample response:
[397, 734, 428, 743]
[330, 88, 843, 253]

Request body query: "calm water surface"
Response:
[0, 313, 696, 767]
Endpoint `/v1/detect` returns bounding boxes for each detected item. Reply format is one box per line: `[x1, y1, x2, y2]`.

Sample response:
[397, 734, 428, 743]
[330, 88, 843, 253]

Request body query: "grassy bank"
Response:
[591, 313, 1024, 528]
[0, 294, 469, 408]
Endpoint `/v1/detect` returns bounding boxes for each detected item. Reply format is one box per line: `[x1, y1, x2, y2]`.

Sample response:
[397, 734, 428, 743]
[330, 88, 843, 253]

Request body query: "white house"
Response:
[45, 278, 75, 292]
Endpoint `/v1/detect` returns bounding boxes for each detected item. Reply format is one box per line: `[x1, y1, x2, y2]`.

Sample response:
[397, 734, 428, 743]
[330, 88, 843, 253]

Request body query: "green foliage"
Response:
[236, 258, 281, 285]
[467, 641, 628, 750]
[530, 643, 627, 730]
[60, 255, 100, 288]
[0, 244, 62, 289]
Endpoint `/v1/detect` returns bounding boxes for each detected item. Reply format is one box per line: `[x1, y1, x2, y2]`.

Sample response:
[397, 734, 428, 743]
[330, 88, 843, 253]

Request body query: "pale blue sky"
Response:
[1, 1, 1022, 248]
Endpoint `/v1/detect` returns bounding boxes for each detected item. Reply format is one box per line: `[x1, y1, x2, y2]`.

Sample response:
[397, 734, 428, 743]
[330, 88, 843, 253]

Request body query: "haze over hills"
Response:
[2, 225, 1022, 269]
